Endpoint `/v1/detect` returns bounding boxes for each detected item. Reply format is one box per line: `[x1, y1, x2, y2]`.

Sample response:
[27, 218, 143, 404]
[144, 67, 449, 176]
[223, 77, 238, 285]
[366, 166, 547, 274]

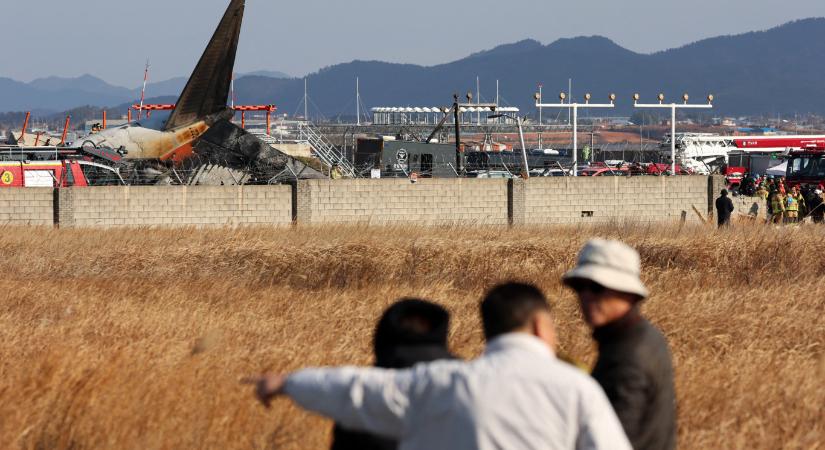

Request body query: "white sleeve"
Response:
[284, 366, 413, 439]
[576, 381, 633, 450]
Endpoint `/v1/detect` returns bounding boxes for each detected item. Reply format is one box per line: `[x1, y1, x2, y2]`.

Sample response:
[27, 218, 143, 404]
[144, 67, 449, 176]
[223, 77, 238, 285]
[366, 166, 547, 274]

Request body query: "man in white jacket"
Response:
[245, 282, 631, 450]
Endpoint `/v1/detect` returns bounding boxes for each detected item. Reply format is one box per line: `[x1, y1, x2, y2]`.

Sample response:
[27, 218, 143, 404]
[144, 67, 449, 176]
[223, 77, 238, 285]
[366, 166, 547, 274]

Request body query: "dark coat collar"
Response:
[593, 307, 645, 344]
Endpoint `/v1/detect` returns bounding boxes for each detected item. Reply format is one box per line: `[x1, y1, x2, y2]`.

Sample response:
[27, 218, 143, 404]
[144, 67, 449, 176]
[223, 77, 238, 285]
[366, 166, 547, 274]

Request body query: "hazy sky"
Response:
[5, 0, 825, 87]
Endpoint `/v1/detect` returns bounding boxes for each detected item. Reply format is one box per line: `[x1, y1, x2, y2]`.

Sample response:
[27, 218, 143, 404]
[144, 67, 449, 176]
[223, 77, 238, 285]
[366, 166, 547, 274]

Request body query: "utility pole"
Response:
[639, 119, 642, 161]
[590, 129, 595, 164]
[304, 78, 308, 122]
[496, 79, 500, 124]
[454, 94, 462, 172]
[476, 76, 481, 125]
[446, 93, 497, 175]
[634, 93, 714, 175]
[536, 91, 616, 176]
[538, 84, 543, 149]
[356, 77, 360, 126]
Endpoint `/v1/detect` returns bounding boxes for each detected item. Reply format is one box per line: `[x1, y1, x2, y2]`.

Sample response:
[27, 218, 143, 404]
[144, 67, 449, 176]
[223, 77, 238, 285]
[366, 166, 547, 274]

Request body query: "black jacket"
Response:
[592, 310, 676, 450]
[715, 195, 735, 225]
[808, 194, 824, 221]
[331, 300, 455, 450]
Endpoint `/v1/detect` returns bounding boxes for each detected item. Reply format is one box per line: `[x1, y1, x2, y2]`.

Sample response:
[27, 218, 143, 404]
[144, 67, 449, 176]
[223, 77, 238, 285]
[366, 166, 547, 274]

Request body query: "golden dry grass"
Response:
[0, 223, 823, 449]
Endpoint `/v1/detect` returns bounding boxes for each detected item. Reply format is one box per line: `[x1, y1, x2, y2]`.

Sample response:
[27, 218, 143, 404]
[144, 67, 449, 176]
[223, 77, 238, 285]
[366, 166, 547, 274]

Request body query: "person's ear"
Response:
[531, 311, 557, 351]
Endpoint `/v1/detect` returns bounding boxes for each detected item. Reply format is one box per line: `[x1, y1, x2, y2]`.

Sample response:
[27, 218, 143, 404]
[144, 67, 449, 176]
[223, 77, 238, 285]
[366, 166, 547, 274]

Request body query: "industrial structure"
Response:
[371, 106, 520, 125]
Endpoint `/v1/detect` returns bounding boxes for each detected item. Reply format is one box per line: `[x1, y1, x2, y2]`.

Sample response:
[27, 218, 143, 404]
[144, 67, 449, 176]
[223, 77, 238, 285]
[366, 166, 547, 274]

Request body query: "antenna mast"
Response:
[138, 60, 150, 121]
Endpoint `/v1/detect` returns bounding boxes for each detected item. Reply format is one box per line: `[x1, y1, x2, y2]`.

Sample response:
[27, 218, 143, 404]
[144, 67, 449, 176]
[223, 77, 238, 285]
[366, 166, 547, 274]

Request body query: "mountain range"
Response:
[0, 71, 290, 114]
[2, 19, 825, 117]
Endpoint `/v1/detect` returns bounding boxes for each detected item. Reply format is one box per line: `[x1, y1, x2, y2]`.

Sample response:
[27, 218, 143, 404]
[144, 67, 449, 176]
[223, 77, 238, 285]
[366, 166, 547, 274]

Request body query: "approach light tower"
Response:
[535, 92, 616, 176]
[634, 93, 714, 175]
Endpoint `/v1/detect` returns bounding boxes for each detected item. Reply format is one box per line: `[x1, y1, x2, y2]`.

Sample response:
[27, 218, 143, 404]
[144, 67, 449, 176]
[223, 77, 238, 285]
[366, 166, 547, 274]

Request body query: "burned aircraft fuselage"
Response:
[79, 121, 209, 164]
[80, 0, 246, 167]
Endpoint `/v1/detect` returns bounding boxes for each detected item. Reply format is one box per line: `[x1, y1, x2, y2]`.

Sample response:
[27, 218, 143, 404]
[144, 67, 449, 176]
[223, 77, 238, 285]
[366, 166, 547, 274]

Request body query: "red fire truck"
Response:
[786, 148, 825, 188]
[728, 135, 825, 187]
[720, 165, 747, 190]
[0, 160, 125, 188]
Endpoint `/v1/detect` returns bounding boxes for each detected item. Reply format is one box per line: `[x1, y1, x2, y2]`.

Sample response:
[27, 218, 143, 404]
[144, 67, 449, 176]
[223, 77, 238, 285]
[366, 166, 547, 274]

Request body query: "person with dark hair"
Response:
[479, 282, 551, 339]
[715, 189, 735, 227]
[245, 282, 631, 450]
[332, 299, 455, 450]
[563, 240, 676, 450]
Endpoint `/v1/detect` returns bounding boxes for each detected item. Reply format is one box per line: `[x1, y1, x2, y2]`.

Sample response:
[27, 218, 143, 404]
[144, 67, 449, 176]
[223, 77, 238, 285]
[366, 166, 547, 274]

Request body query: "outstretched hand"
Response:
[241, 373, 288, 408]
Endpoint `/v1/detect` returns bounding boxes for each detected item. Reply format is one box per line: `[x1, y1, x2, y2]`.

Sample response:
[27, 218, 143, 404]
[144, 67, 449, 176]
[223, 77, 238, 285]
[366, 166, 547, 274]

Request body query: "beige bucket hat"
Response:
[562, 239, 649, 299]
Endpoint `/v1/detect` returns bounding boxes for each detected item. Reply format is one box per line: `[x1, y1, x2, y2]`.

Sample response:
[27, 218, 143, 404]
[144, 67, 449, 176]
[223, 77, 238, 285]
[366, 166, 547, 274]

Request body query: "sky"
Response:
[4, 0, 825, 87]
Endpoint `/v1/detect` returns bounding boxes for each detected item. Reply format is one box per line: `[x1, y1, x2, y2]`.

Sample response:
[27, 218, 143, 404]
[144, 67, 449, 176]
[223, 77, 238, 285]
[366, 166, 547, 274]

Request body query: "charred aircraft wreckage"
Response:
[62, 0, 322, 185]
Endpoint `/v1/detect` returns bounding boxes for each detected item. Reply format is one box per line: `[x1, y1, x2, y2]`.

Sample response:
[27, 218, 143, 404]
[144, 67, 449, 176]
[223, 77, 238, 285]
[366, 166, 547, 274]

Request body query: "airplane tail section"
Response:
[163, 0, 244, 131]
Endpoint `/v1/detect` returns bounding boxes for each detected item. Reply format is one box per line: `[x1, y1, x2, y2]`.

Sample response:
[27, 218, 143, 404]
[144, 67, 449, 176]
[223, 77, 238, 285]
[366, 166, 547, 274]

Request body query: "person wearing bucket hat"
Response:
[563, 239, 676, 450]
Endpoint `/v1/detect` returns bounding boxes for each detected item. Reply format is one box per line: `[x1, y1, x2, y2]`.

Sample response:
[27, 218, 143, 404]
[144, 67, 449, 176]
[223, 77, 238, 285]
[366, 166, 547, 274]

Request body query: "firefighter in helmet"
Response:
[785, 186, 803, 224]
[770, 190, 785, 224]
[792, 185, 807, 219]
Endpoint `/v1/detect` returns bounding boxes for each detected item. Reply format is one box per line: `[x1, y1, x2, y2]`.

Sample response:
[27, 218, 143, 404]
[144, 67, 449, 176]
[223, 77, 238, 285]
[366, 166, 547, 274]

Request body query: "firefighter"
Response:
[792, 186, 807, 219]
[330, 164, 343, 180]
[756, 183, 768, 200]
[785, 189, 800, 224]
[770, 191, 785, 224]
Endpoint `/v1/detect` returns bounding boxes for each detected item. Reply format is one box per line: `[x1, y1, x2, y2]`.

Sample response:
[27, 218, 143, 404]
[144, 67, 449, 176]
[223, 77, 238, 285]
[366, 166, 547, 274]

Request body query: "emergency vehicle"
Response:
[0, 160, 125, 188]
[662, 133, 825, 174]
[785, 147, 825, 187]
[720, 165, 747, 190]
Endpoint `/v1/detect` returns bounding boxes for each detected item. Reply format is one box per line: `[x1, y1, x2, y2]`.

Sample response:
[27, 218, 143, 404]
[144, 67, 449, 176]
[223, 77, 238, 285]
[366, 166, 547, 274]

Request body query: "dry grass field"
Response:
[1, 223, 823, 449]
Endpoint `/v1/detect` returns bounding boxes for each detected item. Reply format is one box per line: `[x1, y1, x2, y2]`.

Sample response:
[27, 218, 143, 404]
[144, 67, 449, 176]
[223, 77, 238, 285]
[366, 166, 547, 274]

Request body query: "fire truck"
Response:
[786, 148, 825, 187]
[732, 136, 825, 187]
[0, 146, 126, 188]
[663, 133, 825, 175]
[0, 160, 125, 188]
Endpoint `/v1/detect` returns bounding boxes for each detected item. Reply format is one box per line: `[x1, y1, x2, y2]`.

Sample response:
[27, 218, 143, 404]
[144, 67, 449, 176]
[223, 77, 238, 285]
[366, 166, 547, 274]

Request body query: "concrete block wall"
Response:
[731, 195, 767, 220]
[0, 176, 721, 228]
[296, 179, 510, 225]
[0, 188, 54, 226]
[57, 186, 292, 228]
[512, 176, 711, 225]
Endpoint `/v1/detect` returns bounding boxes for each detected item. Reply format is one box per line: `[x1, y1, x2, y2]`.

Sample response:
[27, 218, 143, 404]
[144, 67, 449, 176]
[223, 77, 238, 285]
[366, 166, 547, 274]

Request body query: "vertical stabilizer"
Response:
[163, 0, 244, 131]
